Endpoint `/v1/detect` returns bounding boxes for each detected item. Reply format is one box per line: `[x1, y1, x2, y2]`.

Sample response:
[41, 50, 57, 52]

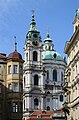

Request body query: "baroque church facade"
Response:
[23, 11, 66, 120]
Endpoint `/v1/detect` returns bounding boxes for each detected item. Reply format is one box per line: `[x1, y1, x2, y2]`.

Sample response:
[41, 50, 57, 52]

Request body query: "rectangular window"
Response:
[12, 102, 18, 112]
[8, 65, 11, 74]
[13, 83, 18, 92]
[14, 65, 18, 74]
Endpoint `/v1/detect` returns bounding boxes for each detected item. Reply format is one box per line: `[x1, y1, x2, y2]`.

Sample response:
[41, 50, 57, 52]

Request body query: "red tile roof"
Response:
[26, 109, 65, 120]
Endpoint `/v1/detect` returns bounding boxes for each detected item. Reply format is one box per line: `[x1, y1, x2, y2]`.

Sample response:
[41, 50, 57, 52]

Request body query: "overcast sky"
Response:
[0, 0, 79, 58]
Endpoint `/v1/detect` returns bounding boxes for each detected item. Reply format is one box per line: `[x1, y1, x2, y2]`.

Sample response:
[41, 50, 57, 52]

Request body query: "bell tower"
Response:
[23, 11, 44, 118]
[73, 8, 79, 32]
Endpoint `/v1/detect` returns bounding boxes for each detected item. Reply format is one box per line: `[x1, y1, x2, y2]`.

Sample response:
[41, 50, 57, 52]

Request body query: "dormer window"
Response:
[54, 53, 57, 58]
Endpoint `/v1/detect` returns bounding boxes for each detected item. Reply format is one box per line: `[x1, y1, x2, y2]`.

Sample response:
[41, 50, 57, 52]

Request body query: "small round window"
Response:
[54, 53, 56, 58]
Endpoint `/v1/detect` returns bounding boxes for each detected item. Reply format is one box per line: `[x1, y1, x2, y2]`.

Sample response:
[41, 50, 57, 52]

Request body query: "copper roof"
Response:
[7, 51, 22, 60]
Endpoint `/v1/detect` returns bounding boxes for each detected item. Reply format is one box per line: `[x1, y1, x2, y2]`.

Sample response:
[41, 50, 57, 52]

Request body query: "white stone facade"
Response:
[64, 9, 79, 120]
[23, 12, 66, 119]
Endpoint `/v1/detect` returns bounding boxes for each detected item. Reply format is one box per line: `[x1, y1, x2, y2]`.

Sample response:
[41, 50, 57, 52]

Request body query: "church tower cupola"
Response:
[73, 8, 79, 32]
[43, 32, 54, 51]
[26, 10, 41, 43]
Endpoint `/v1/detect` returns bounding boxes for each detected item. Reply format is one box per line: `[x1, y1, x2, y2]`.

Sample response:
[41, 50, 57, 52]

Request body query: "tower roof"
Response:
[44, 32, 52, 43]
[7, 37, 23, 61]
[29, 10, 39, 32]
[75, 8, 79, 18]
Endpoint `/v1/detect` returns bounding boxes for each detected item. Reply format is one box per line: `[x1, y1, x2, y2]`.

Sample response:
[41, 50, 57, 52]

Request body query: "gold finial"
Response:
[14, 36, 17, 51]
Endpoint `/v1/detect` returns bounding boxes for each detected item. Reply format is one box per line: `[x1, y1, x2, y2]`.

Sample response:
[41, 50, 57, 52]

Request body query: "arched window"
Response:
[47, 70, 49, 80]
[34, 98, 39, 106]
[61, 72, 63, 81]
[53, 69, 57, 81]
[33, 51, 37, 61]
[47, 91, 50, 94]
[60, 95, 63, 102]
[47, 106, 50, 110]
[34, 74, 38, 86]
[49, 46, 51, 50]
[26, 52, 28, 61]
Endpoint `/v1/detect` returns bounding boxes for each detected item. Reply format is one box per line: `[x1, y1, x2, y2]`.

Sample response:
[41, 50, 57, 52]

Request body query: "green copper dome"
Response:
[42, 50, 65, 61]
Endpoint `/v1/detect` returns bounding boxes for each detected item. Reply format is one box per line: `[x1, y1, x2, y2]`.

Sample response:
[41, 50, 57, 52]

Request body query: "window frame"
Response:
[13, 65, 18, 74]
[33, 51, 38, 61]
[53, 69, 57, 81]
[13, 83, 18, 92]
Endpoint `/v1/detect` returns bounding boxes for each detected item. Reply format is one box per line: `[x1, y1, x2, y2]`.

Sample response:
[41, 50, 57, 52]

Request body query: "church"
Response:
[23, 11, 66, 120]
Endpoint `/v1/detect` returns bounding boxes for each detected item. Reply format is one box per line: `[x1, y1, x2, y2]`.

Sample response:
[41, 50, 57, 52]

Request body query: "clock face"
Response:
[32, 41, 38, 46]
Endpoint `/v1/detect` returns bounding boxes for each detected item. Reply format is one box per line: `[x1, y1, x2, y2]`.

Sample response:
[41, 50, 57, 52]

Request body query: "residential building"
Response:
[23, 11, 66, 120]
[64, 8, 79, 120]
[0, 41, 24, 120]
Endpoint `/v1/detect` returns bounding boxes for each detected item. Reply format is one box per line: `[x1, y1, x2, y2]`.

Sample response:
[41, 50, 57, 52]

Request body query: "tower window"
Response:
[34, 74, 38, 86]
[34, 98, 39, 106]
[53, 69, 57, 81]
[60, 95, 63, 102]
[49, 46, 51, 50]
[8, 65, 11, 74]
[45, 46, 47, 50]
[26, 52, 28, 61]
[47, 70, 49, 80]
[47, 98, 50, 102]
[47, 91, 50, 94]
[61, 72, 64, 81]
[13, 65, 18, 74]
[47, 106, 50, 110]
[33, 51, 38, 61]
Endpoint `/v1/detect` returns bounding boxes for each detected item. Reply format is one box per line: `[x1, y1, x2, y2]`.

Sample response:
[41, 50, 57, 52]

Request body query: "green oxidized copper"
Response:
[42, 50, 64, 61]
[29, 10, 39, 32]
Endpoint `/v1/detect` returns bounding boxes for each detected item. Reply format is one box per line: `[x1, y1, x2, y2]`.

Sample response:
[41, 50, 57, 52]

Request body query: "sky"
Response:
[0, 0, 79, 58]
